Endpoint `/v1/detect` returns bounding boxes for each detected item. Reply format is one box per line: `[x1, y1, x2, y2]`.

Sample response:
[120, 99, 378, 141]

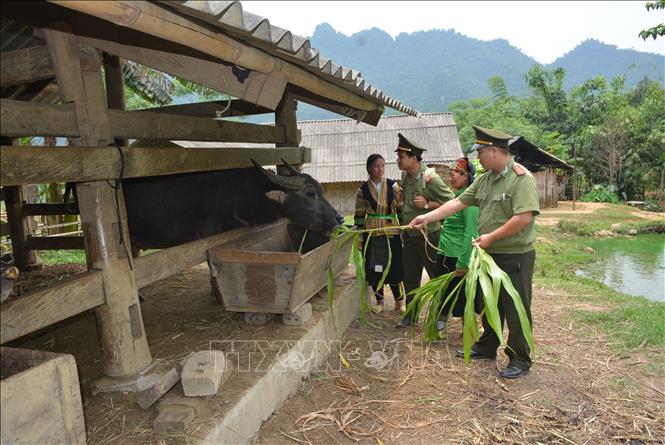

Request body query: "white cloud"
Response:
[243, 1, 665, 64]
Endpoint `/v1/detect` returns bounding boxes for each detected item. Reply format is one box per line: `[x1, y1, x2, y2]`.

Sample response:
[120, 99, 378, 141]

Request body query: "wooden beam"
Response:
[73, 32, 283, 109]
[1, 99, 285, 143]
[29, 236, 85, 250]
[135, 220, 284, 289]
[1, 145, 311, 186]
[107, 109, 285, 143]
[0, 45, 55, 87]
[145, 100, 272, 118]
[50, 1, 384, 118]
[0, 271, 104, 344]
[23, 203, 80, 216]
[0, 99, 78, 138]
[275, 90, 300, 148]
[293, 89, 382, 127]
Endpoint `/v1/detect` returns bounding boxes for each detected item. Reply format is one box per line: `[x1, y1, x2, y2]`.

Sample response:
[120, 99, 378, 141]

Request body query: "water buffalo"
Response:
[122, 160, 343, 254]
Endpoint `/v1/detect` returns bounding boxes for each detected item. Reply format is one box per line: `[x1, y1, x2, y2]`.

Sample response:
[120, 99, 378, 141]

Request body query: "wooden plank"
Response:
[29, 236, 85, 250]
[208, 249, 300, 265]
[0, 99, 284, 142]
[144, 100, 272, 118]
[107, 109, 286, 143]
[3, 185, 39, 270]
[23, 203, 80, 216]
[0, 271, 104, 344]
[0, 99, 79, 138]
[1, 145, 311, 186]
[289, 235, 352, 312]
[134, 220, 285, 289]
[0, 45, 55, 87]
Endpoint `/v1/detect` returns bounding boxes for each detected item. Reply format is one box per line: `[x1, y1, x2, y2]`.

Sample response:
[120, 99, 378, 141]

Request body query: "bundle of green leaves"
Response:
[404, 245, 534, 363]
[326, 226, 534, 363]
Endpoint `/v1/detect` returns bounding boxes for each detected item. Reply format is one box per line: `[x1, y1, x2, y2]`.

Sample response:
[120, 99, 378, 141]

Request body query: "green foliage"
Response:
[577, 300, 665, 348]
[581, 184, 622, 204]
[639, 0, 665, 40]
[39, 250, 86, 265]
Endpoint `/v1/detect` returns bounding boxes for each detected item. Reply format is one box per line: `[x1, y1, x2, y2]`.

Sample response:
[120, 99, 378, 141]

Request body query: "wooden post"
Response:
[102, 53, 128, 147]
[274, 89, 302, 175]
[1, 137, 40, 271]
[43, 22, 153, 380]
[572, 145, 577, 211]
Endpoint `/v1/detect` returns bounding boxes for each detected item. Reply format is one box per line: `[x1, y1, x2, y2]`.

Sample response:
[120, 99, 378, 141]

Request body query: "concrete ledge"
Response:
[204, 276, 359, 444]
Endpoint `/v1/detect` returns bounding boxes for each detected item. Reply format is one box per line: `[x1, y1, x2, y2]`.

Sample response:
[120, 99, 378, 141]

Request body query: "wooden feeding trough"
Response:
[208, 220, 352, 322]
[1, 347, 86, 444]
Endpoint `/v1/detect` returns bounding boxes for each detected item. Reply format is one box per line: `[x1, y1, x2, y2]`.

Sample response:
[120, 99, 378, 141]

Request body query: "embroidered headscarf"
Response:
[451, 156, 476, 186]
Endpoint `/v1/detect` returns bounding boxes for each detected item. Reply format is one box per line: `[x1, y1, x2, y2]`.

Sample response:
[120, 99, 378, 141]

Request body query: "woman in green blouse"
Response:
[436, 157, 480, 330]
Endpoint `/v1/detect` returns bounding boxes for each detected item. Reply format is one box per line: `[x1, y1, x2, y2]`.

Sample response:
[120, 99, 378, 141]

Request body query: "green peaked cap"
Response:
[395, 132, 426, 157]
[469, 125, 512, 151]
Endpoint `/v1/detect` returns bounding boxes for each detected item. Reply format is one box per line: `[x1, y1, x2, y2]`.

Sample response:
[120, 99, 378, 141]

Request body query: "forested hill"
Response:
[296, 23, 664, 120]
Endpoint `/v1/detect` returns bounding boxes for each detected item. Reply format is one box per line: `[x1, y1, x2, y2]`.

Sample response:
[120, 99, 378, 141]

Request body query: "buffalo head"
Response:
[252, 159, 343, 237]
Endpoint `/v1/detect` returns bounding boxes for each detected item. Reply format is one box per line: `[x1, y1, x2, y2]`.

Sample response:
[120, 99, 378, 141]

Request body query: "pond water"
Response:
[576, 234, 665, 302]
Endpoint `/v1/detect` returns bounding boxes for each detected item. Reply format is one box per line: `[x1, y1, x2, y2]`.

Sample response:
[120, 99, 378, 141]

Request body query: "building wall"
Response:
[323, 182, 362, 216]
[532, 168, 559, 208]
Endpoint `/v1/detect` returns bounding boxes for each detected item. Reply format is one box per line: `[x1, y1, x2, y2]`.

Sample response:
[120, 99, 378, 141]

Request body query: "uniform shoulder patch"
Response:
[512, 163, 528, 176]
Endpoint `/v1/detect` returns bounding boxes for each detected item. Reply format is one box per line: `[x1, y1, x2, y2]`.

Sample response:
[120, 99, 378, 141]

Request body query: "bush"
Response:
[581, 184, 621, 204]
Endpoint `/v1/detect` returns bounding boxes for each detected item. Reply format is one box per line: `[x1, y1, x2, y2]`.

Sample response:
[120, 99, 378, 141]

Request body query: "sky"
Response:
[245, 1, 665, 64]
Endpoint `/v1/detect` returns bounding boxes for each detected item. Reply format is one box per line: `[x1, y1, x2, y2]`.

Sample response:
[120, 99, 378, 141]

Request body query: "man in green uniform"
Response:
[395, 133, 455, 328]
[409, 125, 540, 379]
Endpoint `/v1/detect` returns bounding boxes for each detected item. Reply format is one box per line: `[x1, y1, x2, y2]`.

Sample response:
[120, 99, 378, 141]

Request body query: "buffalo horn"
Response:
[280, 158, 302, 176]
[251, 159, 304, 191]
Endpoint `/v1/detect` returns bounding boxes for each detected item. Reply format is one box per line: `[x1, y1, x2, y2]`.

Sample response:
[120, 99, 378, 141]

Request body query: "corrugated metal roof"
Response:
[159, 1, 419, 117]
[301, 113, 463, 183]
[509, 136, 573, 170]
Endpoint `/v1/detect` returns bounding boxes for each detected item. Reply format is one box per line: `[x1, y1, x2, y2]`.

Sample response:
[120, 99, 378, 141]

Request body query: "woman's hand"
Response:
[413, 195, 427, 208]
[455, 268, 467, 277]
[409, 215, 428, 230]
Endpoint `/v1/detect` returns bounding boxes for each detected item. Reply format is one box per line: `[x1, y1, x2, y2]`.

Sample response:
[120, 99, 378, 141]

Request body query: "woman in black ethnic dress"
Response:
[354, 154, 405, 312]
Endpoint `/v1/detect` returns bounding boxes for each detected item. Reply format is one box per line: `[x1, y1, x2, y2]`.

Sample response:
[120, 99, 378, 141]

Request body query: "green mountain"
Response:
[294, 23, 664, 120]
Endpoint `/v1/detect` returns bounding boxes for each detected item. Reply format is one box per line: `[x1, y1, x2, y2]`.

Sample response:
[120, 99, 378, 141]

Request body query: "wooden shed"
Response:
[508, 136, 573, 208]
[0, 0, 417, 408]
[300, 113, 464, 215]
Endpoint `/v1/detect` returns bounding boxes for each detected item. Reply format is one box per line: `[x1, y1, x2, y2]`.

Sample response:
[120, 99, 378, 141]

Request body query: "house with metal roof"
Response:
[508, 136, 573, 208]
[300, 113, 464, 214]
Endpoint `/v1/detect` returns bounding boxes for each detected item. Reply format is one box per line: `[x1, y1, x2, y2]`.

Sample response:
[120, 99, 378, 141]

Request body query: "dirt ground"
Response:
[253, 287, 665, 445]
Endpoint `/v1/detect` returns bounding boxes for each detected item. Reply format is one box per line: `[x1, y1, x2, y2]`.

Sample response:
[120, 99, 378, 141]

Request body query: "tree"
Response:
[488, 76, 509, 102]
[639, 0, 665, 40]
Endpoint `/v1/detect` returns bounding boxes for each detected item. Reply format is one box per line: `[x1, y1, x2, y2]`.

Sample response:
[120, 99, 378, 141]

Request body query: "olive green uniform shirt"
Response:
[400, 164, 455, 236]
[458, 159, 540, 254]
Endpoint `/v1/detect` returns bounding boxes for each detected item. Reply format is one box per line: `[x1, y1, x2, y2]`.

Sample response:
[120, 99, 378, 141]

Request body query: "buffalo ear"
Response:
[265, 190, 287, 204]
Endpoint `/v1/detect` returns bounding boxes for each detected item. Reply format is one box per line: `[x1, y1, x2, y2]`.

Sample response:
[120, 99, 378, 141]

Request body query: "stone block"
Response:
[181, 350, 229, 397]
[282, 303, 312, 326]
